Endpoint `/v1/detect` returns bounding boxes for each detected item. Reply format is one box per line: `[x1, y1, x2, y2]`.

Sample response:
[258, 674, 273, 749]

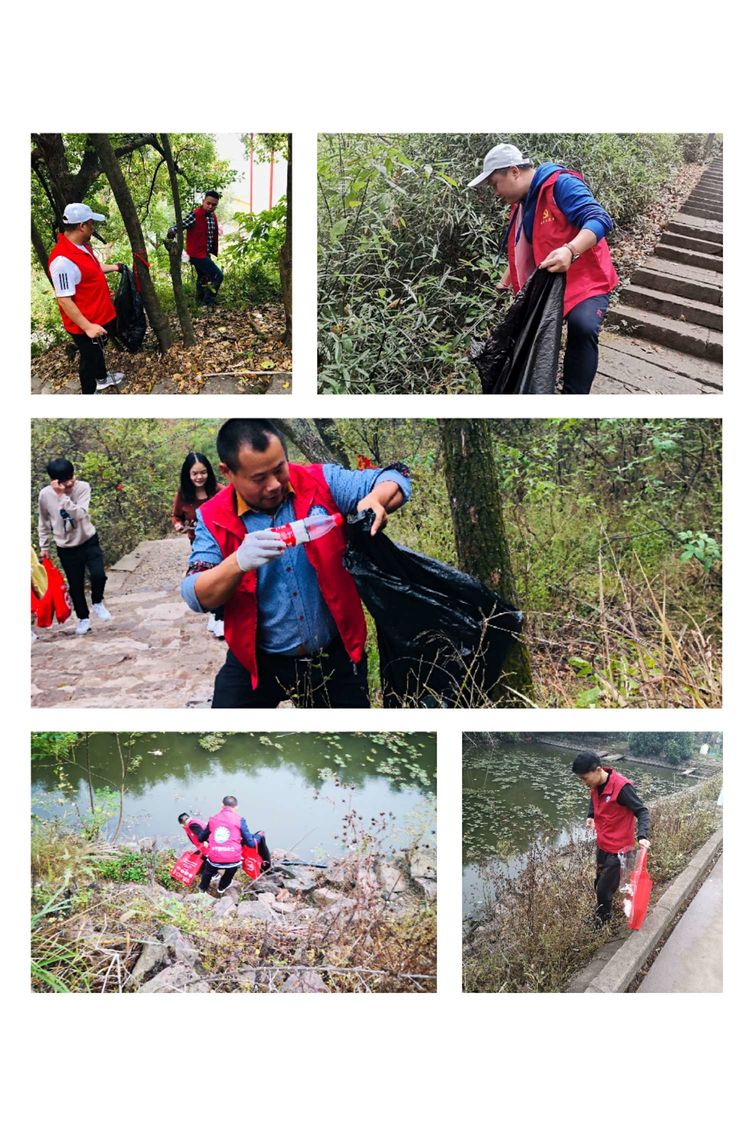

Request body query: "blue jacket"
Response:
[504, 162, 614, 251]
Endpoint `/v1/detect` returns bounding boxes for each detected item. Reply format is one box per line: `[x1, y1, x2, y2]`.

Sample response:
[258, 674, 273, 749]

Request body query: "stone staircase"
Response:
[596, 158, 723, 394]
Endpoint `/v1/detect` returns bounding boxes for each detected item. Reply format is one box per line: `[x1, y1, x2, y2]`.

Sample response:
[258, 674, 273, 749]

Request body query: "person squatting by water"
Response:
[168, 190, 224, 307]
[181, 419, 411, 709]
[572, 751, 651, 926]
[47, 203, 126, 395]
[468, 143, 619, 394]
[37, 458, 112, 637]
[179, 797, 270, 895]
[172, 452, 224, 638]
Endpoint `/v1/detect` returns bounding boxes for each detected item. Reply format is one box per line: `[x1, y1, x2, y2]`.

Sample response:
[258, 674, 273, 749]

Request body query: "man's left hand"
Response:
[357, 496, 388, 535]
[539, 246, 574, 273]
[638, 839, 651, 850]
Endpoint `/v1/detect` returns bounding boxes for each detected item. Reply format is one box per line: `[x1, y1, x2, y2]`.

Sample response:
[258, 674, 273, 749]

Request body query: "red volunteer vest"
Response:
[185, 208, 218, 259]
[48, 235, 116, 334]
[200, 464, 367, 688]
[591, 769, 636, 853]
[182, 818, 207, 851]
[206, 807, 243, 865]
[507, 170, 619, 318]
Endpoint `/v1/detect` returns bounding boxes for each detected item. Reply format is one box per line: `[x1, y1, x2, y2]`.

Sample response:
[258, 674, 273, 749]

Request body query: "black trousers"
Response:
[68, 317, 118, 395]
[594, 848, 624, 925]
[56, 533, 106, 620]
[189, 256, 224, 306]
[199, 862, 239, 892]
[211, 635, 370, 709]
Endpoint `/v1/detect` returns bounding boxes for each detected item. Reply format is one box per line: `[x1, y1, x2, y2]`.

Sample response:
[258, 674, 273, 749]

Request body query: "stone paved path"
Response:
[637, 855, 723, 992]
[596, 158, 723, 393]
[31, 538, 226, 709]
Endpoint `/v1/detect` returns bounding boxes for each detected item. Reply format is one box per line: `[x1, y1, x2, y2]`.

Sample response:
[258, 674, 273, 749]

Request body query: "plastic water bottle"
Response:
[272, 512, 344, 547]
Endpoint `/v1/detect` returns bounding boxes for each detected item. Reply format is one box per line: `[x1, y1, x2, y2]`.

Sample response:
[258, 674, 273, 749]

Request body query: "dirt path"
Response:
[596, 158, 723, 393]
[31, 306, 292, 395]
[31, 538, 227, 708]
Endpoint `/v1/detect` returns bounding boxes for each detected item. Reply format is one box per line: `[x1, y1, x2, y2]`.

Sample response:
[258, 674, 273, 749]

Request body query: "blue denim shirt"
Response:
[181, 463, 411, 654]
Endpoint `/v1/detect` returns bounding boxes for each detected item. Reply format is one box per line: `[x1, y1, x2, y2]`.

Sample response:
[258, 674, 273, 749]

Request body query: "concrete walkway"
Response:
[637, 855, 723, 992]
[596, 158, 723, 393]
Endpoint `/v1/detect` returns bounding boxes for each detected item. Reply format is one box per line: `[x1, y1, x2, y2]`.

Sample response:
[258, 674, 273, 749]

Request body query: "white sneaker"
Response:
[75, 618, 91, 636]
[92, 602, 112, 621]
[95, 372, 126, 392]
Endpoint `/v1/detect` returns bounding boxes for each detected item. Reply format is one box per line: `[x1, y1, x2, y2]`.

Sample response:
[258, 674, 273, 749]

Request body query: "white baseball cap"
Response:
[63, 202, 106, 224]
[467, 143, 529, 188]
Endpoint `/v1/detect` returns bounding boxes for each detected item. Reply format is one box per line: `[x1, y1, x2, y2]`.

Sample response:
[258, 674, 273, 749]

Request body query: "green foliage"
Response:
[318, 133, 713, 394]
[198, 733, 227, 754]
[678, 530, 721, 572]
[31, 134, 287, 342]
[627, 732, 696, 762]
[94, 850, 150, 883]
[31, 732, 80, 762]
[31, 417, 220, 562]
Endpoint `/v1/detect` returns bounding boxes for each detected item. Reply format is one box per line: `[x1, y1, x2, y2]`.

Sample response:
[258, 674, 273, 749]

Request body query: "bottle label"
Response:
[274, 518, 309, 547]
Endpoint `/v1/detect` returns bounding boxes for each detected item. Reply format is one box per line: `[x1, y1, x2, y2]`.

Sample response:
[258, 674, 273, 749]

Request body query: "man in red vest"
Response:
[190, 796, 268, 895]
[469, 143, 619, 394]
[572, 751, 651, 926]
[47, 203, 126, 395]
[181, 419, 411, 708]
[168, 190, 224, 307]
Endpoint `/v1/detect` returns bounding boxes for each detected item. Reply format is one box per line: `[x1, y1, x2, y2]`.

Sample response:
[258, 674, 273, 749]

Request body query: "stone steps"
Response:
[619, 284, 722, 331]
[596, 334, 722, 394]
[613, 306, 722, 361]
[681, 204, 723, 220]
[654, 242, 723, 273]
[630, 262, 722, 306]
[602, 161, 723, 387]
[667, 219, 722, 245]
[660, 231, 722, 256]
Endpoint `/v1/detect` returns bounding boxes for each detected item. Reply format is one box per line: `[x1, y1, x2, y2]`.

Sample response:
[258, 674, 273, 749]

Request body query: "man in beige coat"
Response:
[38, 457, 112, 636]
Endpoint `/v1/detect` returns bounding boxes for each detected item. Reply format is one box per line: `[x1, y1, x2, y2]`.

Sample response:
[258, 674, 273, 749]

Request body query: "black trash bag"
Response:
[471, 268, 565, 394]
[114, 264, 147, 353]
[343, 511, 523, 708]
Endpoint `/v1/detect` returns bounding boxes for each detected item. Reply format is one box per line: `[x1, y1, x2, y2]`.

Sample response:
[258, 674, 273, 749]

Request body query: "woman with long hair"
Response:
[172, 452, 224, 637]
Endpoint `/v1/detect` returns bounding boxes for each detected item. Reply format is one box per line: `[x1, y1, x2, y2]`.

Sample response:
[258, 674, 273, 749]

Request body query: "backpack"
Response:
[114, 264, 147, 353]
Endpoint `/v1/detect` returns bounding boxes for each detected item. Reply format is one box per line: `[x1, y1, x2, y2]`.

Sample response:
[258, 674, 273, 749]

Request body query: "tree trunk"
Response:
[438, 418, 534, 701]
[159, 134, 196, 347]
[279, 134, 292, 346]
[89, 133, 173, 354]
[316, 418, 351, 468]
[31, 216, 51, 281]
[277, 418, 346, 465]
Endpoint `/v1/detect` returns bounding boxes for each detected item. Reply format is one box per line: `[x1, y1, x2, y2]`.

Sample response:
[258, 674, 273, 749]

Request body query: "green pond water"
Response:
[32, 731, 436, 861]
[462, 739, 696, 917]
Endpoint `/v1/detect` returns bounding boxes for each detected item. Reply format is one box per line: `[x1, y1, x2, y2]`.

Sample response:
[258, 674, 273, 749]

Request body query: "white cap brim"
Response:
[89, 212, 105, 221]
[467, 169, 494, 189]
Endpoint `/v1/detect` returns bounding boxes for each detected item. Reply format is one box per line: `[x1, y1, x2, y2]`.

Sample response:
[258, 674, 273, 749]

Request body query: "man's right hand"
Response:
[586, 818, 595, 830]
[40, 549, 49, 559]
[235, 530, 287, 572]
[85, 324, 108, 340]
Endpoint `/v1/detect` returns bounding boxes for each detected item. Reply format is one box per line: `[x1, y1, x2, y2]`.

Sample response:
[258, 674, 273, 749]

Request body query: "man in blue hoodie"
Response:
[469, 143, 619, 393]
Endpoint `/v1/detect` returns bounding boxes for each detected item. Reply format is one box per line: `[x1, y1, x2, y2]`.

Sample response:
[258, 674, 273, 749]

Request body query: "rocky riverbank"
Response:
[32, 837, 437, 994]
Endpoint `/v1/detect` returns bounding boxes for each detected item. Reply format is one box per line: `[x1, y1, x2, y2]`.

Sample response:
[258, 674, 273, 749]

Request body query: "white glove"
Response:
[236, 529, 286, 572]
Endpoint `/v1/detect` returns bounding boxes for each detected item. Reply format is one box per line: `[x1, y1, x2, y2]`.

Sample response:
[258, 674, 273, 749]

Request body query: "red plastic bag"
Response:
[31, 557, 72, 627]
[626, 848, 653, 931]
[242, 845, 262, 881]
[170, 849, 205, 887]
